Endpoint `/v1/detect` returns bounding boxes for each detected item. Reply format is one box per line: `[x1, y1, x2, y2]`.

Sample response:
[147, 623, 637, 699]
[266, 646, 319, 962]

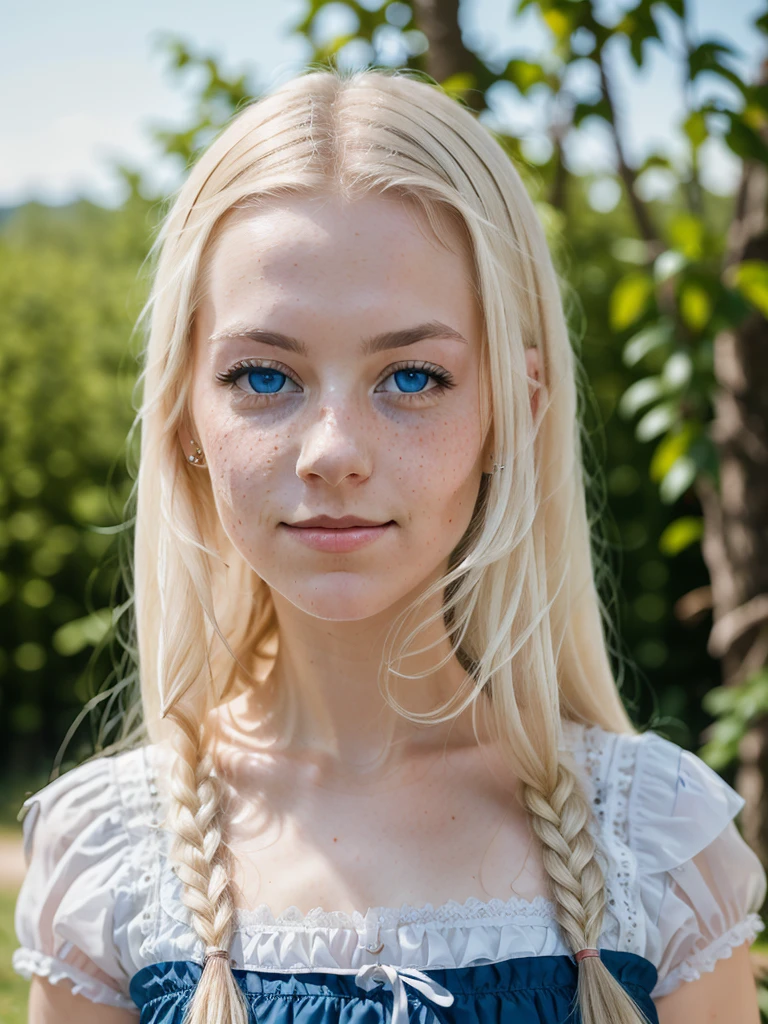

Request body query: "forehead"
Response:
[199, 193, 478, 329]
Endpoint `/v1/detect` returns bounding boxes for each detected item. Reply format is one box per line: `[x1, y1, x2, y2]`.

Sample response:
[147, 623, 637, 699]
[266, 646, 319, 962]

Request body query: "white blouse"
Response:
[12, 720, 767, 1013]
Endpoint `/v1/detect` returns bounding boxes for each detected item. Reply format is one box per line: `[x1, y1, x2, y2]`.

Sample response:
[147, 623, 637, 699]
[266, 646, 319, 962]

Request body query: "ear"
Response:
[525, 347, 542, 421]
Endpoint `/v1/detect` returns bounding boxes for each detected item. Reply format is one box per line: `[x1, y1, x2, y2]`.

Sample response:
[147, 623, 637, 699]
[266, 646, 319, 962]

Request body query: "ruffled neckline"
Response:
[233, 892, 559, 931]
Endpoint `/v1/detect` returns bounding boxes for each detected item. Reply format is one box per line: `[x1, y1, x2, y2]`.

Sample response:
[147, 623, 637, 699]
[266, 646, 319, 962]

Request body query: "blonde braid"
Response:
[523, 757, 654, 1024]
[166, 704, 249, 1024]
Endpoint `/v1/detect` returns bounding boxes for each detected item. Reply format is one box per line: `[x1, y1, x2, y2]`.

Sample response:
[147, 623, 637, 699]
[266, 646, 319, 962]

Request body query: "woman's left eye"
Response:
[375, 366, 454, 395]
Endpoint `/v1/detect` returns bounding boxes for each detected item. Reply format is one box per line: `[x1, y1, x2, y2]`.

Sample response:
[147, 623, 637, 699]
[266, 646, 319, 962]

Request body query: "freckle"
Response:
[333, 837, 338, 842]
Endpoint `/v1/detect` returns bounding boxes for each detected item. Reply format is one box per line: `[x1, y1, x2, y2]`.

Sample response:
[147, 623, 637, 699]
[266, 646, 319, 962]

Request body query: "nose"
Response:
[295, 404, 372, 486]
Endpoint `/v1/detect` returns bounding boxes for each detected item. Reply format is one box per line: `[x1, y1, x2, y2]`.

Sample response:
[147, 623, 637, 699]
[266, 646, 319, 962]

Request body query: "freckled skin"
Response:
[189, 194, 487, 623]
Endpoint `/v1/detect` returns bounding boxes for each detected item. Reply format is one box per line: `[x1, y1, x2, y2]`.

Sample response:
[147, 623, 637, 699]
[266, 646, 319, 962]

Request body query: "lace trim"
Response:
[122, 746, 169, 955]
[652, 913, 766, 998]
[603, 730, 640, 951]
[233, 893, 559, 932]
[11, 947, 135, 1010]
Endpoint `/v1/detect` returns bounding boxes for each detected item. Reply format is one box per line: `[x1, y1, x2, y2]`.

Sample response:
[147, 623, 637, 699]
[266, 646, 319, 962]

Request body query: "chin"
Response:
[277, 574, 410, 622]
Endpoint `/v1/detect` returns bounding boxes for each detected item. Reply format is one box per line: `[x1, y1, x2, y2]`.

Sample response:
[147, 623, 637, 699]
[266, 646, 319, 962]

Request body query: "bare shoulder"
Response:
[28, 977, 139, 1024]
[654, 940, 760, 1024]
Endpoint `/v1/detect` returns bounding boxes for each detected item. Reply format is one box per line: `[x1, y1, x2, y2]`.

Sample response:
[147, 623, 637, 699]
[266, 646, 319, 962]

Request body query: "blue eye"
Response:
[392, 369, 430, 393]
[216, 364, 302, 395]
[245, 368, 288, 394]
[376, 364, 453, 395]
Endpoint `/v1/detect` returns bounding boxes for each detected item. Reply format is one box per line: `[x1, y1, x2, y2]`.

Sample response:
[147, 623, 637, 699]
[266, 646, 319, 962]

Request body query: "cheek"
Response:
[394, 414, 483, 516]
[206, 423, 293, 534]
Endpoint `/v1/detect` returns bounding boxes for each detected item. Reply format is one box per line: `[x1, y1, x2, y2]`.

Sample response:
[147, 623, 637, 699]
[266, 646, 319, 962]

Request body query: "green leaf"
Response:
[638, 151, 674, 173]
[650, 422, 697, 481]
[441, 72, 477, 101]
[667, 211, 706, 261]
[682, 110, 708, 149]
[661, 351, 693, 389]
[679, 282, 712, 331]
[702, 685, 742, 716]
[52, 609, 112, 657]
[733, 260, 768, 317]
[659, 455, 697, 503]
[618, 376, 666, 418]
[654, 249, 688, 283]
[688, 39, 744, 82]
[573, 98, 613, 127]
[636, 400, 678, 442]
[542, 9, 573, 41]
[659, 516, 704, 555]
[502, 59, 548, 95]
[610, 272, 655, 330]
[622, 321, 674, 367]
[725, 114, 768, 163]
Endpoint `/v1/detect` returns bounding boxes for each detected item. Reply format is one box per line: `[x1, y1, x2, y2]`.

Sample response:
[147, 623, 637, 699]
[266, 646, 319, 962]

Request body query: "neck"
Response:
[210, 585, 493, 782]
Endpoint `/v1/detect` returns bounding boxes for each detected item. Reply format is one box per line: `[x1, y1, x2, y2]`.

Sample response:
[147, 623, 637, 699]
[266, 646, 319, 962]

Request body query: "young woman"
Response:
[13, 68, 767, 1024]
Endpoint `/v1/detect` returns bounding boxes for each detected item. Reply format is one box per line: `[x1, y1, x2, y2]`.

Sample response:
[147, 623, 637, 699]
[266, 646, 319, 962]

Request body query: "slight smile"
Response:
[279, 520, 396, 553]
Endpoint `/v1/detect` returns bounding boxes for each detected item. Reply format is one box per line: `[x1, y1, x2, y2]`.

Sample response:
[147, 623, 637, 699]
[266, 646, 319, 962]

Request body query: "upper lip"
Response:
[285, 515, 392, 528]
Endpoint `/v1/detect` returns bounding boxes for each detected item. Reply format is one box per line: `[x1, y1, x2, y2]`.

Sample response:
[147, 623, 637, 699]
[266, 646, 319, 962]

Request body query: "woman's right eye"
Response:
[215, 362, 302, 396]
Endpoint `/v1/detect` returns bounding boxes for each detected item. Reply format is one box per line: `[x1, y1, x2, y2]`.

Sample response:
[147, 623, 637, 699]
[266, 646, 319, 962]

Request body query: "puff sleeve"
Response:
[12, 755, 136, 1010]
[629, 731, 767, 1000]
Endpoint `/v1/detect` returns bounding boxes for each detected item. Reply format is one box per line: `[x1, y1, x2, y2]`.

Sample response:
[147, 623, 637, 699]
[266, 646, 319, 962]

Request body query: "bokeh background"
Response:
[2, 0, 768, 1019]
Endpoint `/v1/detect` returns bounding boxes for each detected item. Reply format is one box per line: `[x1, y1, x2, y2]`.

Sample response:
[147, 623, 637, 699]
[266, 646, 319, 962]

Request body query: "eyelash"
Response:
[214, 358, 457, 401]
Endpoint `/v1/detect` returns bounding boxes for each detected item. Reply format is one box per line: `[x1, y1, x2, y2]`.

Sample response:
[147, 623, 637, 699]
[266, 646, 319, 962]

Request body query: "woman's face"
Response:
[189, 193, 487, 620]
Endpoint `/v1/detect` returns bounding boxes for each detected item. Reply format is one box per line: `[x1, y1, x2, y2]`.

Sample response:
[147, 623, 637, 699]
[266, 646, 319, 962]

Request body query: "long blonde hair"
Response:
[130, 66, 650, 1024]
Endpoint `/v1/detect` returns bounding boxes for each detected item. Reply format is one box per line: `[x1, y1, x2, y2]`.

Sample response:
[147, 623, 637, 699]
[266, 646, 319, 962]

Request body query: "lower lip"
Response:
[280, 522, 395, 552]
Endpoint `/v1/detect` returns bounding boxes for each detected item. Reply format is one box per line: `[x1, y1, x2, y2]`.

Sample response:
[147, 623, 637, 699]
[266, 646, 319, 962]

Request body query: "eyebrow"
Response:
[208, 319, 468, 356]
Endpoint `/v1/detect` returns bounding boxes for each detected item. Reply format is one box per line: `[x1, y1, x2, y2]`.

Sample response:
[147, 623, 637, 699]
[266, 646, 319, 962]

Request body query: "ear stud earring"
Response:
[487, 453, 505, 475]
[187, 439, 206, 467]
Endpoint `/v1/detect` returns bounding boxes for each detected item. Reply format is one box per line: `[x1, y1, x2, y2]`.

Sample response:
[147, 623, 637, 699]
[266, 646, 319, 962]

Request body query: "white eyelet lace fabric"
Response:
[11, 719, 767, 1008]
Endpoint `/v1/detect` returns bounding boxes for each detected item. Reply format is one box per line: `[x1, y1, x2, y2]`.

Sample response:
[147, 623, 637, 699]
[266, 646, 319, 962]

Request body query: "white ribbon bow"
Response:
[355, 963, 455, 1024]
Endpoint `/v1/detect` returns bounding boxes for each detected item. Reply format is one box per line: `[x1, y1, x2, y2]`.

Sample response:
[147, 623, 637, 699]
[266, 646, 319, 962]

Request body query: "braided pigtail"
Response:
[523, 757, 654, 1024]
[166, 705, 250, 1024]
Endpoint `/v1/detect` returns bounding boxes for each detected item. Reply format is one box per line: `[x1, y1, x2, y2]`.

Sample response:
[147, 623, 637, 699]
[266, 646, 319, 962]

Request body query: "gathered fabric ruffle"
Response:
[128, 950, 660, 1024]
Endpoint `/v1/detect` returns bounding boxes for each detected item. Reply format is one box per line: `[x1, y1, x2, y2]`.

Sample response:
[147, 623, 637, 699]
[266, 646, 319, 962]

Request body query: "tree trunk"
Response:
[412, 0, 484, 112]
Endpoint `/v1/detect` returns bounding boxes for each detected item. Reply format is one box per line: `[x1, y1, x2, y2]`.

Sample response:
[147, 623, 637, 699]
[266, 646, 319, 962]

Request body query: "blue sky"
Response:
[2, 0, 764, 208]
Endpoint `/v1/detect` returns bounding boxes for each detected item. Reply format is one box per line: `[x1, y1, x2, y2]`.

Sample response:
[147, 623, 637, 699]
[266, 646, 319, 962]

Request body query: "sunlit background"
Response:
[2, 1, 768, 1019]
[3, 0, 764, 208]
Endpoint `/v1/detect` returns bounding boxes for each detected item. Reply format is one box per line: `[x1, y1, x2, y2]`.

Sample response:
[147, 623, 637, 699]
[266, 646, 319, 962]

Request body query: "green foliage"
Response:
[0, 191, 156, 777]
[700, 670, 768, 771]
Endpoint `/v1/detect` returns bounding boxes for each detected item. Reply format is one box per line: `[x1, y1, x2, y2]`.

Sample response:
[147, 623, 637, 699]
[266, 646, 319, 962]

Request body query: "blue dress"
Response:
[12, 722, 766, 1022]
[128, 951, 659, 1024]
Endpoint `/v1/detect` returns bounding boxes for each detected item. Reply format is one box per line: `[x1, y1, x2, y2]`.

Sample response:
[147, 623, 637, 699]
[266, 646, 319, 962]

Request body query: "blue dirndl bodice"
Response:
[129, 950, 659, 1024]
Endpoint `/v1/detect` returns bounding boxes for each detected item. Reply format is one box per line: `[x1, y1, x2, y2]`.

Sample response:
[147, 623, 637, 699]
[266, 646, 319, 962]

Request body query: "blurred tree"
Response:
[0, 184, 156, 792]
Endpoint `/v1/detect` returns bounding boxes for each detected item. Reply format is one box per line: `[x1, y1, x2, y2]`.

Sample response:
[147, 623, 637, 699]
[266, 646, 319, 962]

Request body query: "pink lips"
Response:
[280, 515, 395, 552]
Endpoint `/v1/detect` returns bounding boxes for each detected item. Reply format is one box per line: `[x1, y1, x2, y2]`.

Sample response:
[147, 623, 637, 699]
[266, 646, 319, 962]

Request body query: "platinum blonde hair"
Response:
[129, 66, 651, 1024]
